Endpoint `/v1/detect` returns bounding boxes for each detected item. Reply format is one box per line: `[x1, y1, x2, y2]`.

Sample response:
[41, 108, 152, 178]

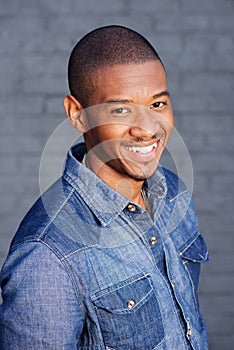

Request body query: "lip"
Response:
[123, 139, 161, 161]
[126, 141, 157, 152]
[124, 137, 161, 148]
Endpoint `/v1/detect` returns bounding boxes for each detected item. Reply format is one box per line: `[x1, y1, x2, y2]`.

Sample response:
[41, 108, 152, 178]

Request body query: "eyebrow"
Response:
[152, 90, 170, 99]
[105, 90, 170, 105]
[105, 99, 133, 104]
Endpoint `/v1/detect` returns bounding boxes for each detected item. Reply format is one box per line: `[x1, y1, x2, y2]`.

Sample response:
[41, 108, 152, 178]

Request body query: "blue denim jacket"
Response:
[0, 143, 209, 350]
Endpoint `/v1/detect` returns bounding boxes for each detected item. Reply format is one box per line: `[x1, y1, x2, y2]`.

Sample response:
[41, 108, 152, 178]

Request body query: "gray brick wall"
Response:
[0, 1, 233, 348]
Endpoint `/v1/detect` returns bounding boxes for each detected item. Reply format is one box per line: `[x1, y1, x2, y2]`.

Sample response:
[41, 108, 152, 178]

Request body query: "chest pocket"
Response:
[180, 233, 209, 291]
[91, 273, 164, 350]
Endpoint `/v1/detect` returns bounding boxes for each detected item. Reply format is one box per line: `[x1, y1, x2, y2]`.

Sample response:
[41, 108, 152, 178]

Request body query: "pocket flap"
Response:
[180, 233, 209, 263]
[91, 273, 153, 313]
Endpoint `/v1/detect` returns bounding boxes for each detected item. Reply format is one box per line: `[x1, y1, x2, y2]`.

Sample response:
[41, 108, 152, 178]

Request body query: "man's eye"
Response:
[112, 107, 129, 115]
[151, 101, 167, 109]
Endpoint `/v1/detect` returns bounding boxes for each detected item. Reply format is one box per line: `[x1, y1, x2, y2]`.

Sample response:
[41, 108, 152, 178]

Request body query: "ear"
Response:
[63, 95, 87, 133]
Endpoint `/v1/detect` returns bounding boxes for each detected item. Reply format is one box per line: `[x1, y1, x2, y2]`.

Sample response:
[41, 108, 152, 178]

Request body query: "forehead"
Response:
[89, 60, 167, 104]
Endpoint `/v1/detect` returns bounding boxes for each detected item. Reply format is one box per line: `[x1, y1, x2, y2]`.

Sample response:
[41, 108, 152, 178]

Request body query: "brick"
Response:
[23, 31, 73, 54]
[210, 175, 234, 192]
[181, 72, 234, 94]
[22, 74, 66, 94]
[198, 217, 234, 240]
[129, 0, 180, 13]
[21, 0, 126, 15]
[74, 0, 126, 14]
[152, 35, 183, 54]
[0, 213, 21, 232]
[172, 52, 208, 71]
[210, 13, 234, 31]
[180, 0, 234, 13]
[208, 52, 234, 71]
[46, 97, 65, 114]
[205, 312, 234, 336]
[0, 157, 18, 175]
[0, 18, 47, 54]
[194, 192, 233, 217]
[200, 295, 234, 317]
[174, 92, 234, 112]
[103, 16, 153, 37]
[0, 234, 12, 255]
[206, 231, 233, 254]
[208, 336, 234, 350]
[203, 252, 234, 274]
[0, 176, 22, 194]
[0, 0, 20, 15]
[154, 14, 210, 33]
[179, 134, 206, 153]
[0, 175, 37, 196]
[195, 197, 233, 218]
[22, 53, 67, 76]
[40, 117, 68, 140]
[0, 55, 21, 75]
[0, 97, 44, 115]
[209, 34, 234, 54]
[0, 195, 19, 214]
[193, 174, 211, 194]
[199, 273, 234, 295]
[191, 153, 234, 172]
[0, 75, 19, 94]
[0, 115, 44, 138]
[178, 115, 233, 134]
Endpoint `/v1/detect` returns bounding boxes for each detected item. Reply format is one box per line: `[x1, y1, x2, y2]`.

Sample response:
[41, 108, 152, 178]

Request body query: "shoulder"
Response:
[9, 177, 86, 257]
[156, 166, 197, 230]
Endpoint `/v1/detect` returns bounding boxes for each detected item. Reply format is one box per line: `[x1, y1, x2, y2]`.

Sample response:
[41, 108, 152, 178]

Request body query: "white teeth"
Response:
[127, 142, 157, 154]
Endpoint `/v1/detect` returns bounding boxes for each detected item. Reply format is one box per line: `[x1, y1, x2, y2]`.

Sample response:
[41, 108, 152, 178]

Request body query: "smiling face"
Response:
[83, 60, 174, 183]
[65, 60, 174, 194]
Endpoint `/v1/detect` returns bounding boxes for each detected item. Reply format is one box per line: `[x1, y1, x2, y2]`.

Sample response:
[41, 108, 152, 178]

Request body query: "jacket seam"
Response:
[38, 187, 75, 240]
[36, 238, 86, 322]
[168, 190, 190, 203]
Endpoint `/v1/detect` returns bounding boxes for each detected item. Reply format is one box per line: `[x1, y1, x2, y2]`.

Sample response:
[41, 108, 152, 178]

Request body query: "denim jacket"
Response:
[0, 143, 209, 350]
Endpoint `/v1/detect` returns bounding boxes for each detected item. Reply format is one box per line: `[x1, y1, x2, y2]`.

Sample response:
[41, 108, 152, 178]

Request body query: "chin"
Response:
[124, 167, 157, 182]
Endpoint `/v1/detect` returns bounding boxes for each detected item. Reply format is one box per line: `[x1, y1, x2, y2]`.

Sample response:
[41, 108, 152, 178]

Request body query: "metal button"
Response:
[127, 300, 136, 309]
[187, 329, 192, 337]
[127, 204, 136, 212]
[149, 236, 157, 245]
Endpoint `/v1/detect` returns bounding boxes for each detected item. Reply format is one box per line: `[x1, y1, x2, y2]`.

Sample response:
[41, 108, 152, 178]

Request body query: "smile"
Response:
[125, 142, 158, 154]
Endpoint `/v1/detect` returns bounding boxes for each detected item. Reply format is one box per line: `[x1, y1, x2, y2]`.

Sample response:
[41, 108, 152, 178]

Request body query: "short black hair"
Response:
[68, 25, 163, 107]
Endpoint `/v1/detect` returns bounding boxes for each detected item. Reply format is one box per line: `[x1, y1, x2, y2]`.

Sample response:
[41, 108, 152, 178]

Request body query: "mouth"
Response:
[125, 141, 159, 155]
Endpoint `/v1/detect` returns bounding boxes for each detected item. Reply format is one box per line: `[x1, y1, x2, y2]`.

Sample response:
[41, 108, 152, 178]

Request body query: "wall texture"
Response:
[0, 0, 233, 349]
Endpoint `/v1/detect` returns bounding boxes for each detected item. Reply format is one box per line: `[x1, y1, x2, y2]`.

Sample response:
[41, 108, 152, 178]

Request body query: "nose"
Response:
[129, 125, 156, 139]
[129, 107, 159, 139]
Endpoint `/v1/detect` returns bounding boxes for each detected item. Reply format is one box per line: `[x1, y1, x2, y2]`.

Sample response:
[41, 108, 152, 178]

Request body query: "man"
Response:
[0, 25, 209, 349]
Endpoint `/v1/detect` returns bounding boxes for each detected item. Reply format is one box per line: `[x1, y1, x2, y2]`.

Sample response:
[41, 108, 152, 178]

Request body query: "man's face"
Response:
[82, 60, 174, 184]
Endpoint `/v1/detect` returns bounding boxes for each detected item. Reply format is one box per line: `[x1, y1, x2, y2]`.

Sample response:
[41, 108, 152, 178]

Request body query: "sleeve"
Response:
[0, 241, 84, 349]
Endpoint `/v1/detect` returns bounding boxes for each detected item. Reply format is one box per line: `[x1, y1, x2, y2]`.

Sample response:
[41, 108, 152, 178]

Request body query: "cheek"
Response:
[85, 125, 125, 152]
[95, 124, 127, 142]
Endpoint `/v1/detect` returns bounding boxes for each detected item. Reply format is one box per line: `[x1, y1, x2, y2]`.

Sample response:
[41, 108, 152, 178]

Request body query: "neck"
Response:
[115, 178, 146, 209]
[84, 154, 146, 209]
